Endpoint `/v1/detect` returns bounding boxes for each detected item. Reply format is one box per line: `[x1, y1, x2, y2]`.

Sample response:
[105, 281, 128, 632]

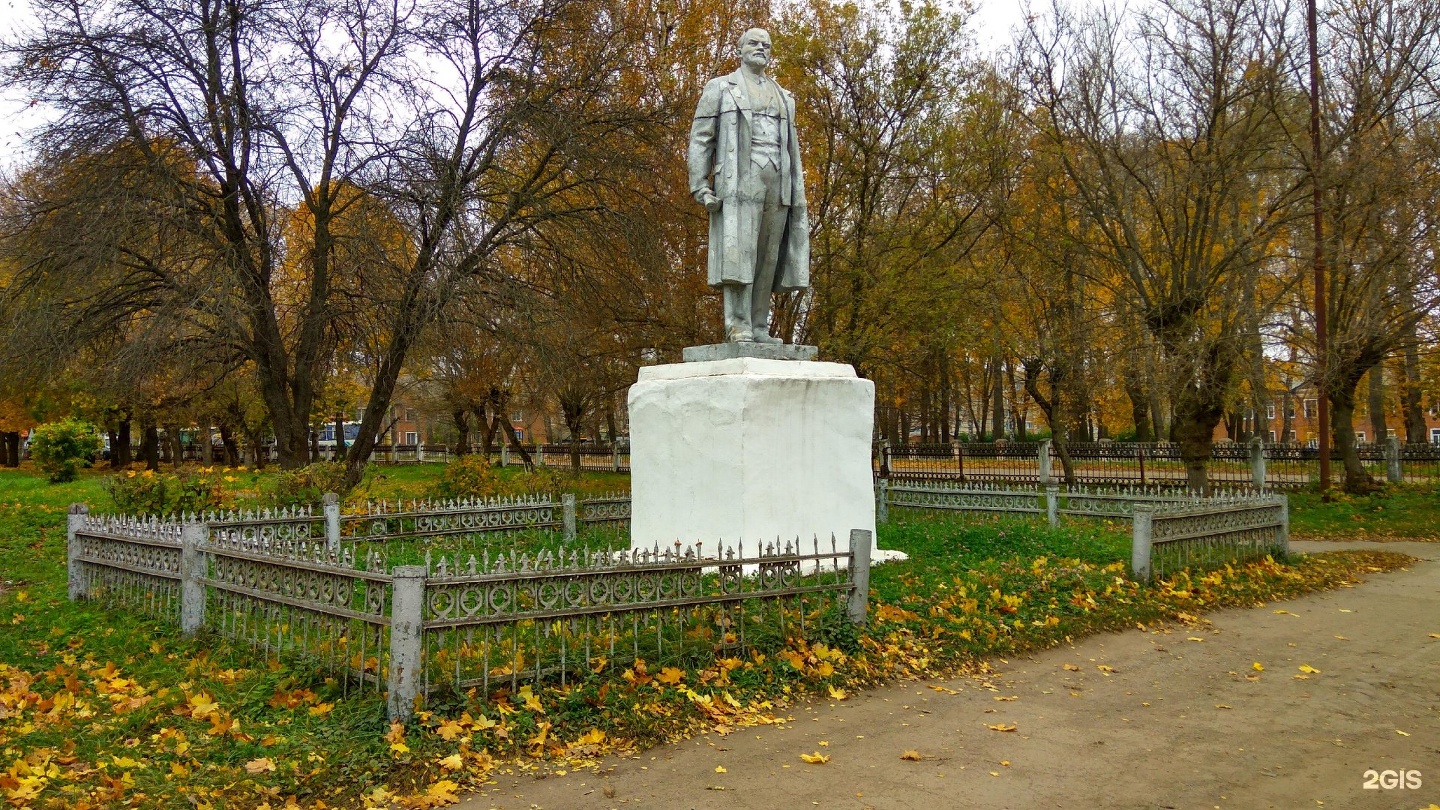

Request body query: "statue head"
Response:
[737, 28, 772, 71]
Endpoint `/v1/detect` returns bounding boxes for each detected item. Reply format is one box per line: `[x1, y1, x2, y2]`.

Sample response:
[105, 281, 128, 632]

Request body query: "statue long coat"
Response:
[687, 70, 810, 292]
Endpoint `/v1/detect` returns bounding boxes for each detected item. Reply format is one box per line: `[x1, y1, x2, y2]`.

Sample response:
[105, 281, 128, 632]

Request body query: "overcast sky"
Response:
[0, 0, 1035, 168]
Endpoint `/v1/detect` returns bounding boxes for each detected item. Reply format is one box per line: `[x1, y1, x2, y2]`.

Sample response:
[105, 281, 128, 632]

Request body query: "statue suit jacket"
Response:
[688, 69, 810, 291]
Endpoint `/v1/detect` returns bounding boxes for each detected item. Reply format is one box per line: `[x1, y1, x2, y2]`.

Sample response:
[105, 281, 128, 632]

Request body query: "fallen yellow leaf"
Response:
[1298, 664, 1321, 674]
[244, 757, 276, 774]
[517, 685, 544, 713]
[1063, 663, 1080, 672]
[438, 754, 463, 771]
[1429, 634, 1440, 640]
[656, 667, 684, 686]
[827, 685, 848, 701]
[900, 750, 924, 761]
[1396, 729, 1410, 736]
[1252, 662, 1264, 672]
[715, 765, 727, 773]
[308, 702, 334, 716]
[987, 723, 1017, 732]
[799, 752, 830, 765]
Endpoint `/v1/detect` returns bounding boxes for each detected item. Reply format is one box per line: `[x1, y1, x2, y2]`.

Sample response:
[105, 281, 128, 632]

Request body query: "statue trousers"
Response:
[724, 160, 790, 341]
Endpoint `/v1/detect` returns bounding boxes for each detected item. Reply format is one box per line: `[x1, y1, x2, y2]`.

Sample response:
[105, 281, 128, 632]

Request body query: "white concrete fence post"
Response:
[1278, 498, 1290, 556]
[612, 443, 621, 473]
[1386, 436, 1402, 484]
[847, 529, 872, 626]
[323, 493, 341, 552]
[1045, 484, 1059, 528]
[1038, 440, 1052, 485]
[416, 442, 425, 463]
[500, 442, 510, 468]
[1132, 505, 1155, 582]
[387, 566, 427, 721]
[1249, 437, 1267, 490]
[876, 479, 889, 524]
[537, 446, 545, 468]
[180, 522, 208, 635]
[562, 494, 577, 542]
[66, 504, 89, 601]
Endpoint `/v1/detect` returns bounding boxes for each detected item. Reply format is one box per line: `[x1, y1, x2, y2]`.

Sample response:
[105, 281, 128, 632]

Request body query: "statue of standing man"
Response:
[688, 28, 809, 344]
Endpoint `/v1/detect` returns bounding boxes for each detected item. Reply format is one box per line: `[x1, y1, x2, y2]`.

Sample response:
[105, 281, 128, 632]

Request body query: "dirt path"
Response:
[459, 541, 1440, 810]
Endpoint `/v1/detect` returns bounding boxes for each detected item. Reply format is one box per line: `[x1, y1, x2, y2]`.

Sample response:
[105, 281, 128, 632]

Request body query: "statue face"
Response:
[738, 29, 772, 70]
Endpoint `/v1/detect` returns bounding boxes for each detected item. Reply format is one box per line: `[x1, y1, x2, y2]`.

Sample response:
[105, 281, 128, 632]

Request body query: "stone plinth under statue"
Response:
[628, 353, 904, 564]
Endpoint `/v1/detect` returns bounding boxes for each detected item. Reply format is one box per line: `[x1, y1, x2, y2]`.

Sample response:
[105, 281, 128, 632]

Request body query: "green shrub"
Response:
[106, 469, 169, 514]
[267, 461, 349, 507]
[502, 465, 565, 497]
[29, 418, 103, 483]
[173, 468, 226, 514]
[106, 467, 228, 515]
[427, 455, 502, 501]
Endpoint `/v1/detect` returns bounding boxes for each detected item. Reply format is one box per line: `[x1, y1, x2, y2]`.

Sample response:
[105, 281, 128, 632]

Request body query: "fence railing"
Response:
[67, 496, 869, 722]
[874, 437, 1440, 488]
[879, 480, 1288, 583]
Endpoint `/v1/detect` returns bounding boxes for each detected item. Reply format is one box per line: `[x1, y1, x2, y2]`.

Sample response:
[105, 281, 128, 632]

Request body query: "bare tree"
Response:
[1018, 0, 1307, 491]
[1296, 0, 1440, 491]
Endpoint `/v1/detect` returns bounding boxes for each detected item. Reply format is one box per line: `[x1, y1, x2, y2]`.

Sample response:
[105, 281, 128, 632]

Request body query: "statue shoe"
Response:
[728, 329, 755, 343]
[752, 331, 783, 345]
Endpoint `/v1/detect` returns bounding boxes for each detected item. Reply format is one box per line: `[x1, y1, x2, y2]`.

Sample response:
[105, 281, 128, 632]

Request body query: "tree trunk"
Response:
[115, 416, 132, 468]
[1005, 360, 1025, 440]
[478, 406, 498, 459]
[167, 424, 183, 468]
[453, 410, 470, 456]
[1281, 388, 1294, 443]
[2, 432, 19, 467]
[1402, 333, 1426, 443]
[1330, 390, 1376, 493]
[1123, 369, 1153, 442]
[107, 428, 122, 468]
[1367, 367, 1387, 444]
[335, 414, 347, 460]
[140, 421, 160, 471]
[990, 353, 1005, 440]
[218, 424, 240, 466]
[1171, 391, 1224, 495]
[1150, 392, 1168, 441]
[1022, 358, 1075, 483]
[500, 414, 535, 469]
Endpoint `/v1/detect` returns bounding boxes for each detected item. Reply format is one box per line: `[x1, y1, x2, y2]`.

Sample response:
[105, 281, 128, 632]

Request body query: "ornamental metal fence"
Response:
[414, 533, 865, 704]
[874, 437, 1440, 488]
[879, 480, 1288, 583]
[66, 496, 868, 721]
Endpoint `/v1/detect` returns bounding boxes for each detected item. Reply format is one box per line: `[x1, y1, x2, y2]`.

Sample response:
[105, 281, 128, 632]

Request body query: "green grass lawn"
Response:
[1286, 483, 1440, 539]
[0, 461, 1426, 809]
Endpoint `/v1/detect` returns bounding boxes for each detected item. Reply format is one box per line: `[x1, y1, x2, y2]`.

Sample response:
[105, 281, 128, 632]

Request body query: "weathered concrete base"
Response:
[681, 342, 818, 362]
[628, 357, 905, 564]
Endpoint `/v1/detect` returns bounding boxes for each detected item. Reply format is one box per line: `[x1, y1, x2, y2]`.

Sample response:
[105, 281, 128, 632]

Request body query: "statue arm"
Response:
[688, 81, 721, 207]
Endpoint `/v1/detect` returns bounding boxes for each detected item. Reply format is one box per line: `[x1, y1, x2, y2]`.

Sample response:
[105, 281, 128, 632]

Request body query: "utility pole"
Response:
[1308, 0, 1330, 492]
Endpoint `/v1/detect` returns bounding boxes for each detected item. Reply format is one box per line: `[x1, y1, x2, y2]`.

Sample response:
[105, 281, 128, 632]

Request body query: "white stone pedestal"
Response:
[628, 357, 903, 563]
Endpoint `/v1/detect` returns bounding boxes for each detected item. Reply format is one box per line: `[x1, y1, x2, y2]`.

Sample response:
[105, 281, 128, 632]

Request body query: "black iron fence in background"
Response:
[874, 439, 1440, 489]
